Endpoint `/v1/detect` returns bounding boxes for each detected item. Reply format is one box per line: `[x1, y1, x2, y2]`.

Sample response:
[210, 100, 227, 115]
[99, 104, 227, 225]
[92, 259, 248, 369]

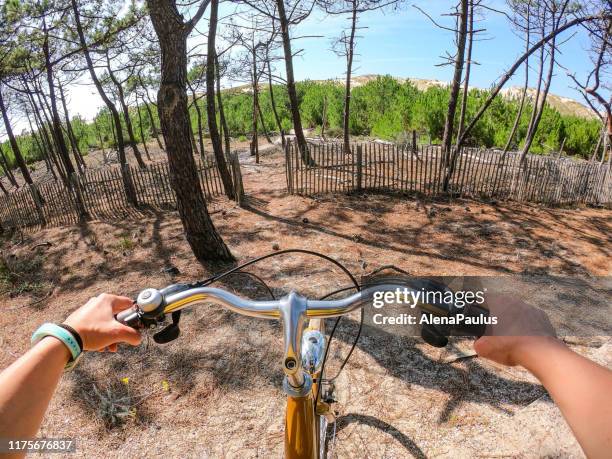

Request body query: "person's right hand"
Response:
[473, 294, 561, 367]
[63, 293, 142, 352]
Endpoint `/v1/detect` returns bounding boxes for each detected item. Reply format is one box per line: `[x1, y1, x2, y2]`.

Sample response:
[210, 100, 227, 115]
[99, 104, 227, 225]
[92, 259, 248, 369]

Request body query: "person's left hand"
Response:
[63, 293, 142, 352]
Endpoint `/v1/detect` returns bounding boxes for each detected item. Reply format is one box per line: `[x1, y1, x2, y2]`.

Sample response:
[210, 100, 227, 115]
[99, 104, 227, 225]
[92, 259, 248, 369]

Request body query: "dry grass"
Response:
[0, 141, 609, 458]
[0, 251, 49, 298]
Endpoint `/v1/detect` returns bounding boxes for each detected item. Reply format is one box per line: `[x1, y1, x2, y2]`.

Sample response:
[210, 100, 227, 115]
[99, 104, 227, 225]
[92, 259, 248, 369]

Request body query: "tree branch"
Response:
[413, 4, 458, 32]
[185, 0, 212, 33]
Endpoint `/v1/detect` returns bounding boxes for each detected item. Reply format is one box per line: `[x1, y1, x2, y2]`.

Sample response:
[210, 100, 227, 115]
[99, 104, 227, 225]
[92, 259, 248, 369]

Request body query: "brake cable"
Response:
[319, 286, 364, 382]
[219, 271, 276, 300]
[190, 249, 359, 291]
[314, 285, 364, 411]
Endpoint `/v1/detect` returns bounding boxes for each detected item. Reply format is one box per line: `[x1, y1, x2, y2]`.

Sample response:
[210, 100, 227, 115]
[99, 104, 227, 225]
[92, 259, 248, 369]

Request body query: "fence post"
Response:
[29, 183, 46, 227]
[557, 137, 566, 158]
[412, 130, 417, 152]
[356, 145, 363, 191]
[231, 152, 245, 207]
[285, 141, 293, 194]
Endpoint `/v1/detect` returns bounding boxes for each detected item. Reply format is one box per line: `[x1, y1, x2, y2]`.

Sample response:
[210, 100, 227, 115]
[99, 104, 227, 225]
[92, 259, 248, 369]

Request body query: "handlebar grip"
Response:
[115, 306, 143, 329]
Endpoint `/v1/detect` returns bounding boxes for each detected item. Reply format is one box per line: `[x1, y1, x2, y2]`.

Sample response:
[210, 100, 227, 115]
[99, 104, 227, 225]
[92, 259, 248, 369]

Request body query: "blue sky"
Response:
[278, 0, 595, 101]
[6, 0, 597, 135]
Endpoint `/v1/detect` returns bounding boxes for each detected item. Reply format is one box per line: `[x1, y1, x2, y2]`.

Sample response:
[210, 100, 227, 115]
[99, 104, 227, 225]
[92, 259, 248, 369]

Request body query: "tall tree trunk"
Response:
[266, 57, 285, 147]
[520, 32, 557, 162]
[189, 119, 200, 155]
[63, 94, 85, 170]
[109, 112, 118, 148]
[135, 100, 152, 160]
[28, 78, 66, 181]
[28, 119, 49, 174]
[144, 99, 164, 151]
[93, 116, 106, 156]
[106, 54, 146, 168]
[0, 144, 18, 187]
[39, 48, 75, 181]
[258, 101, 272, 144]
[0, 85, 34, 185]
[504, 10, 530, 153]
[187, 82, 206, 160]
[521, 14, 547, 160]
[58, 83, 85, 173]
[137, 74, 164, 151]
[215, 53, 232, 156]
[343, 1, 358, 154]
[29, 90, 65, 182]
[147, 0, 233, 262]
[590, 123, 604, 161]
[43, 21, 88, 215]
[442, 0, 469, 162]
[456, 0, 474, 144]
[276, 0, 313, 164]
[71, 0, 138, 206]
[33, 116, 56, 174]
[205, 0, 235, 198]
[25, 107, 56, 178]
[250, 47, 259, 162]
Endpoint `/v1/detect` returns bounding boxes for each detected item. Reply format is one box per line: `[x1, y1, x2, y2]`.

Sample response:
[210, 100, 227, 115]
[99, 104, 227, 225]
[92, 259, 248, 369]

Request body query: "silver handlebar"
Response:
[154, 284, 451, 318]
[163, 287, 281, 318]
[127, 283, 452, 393]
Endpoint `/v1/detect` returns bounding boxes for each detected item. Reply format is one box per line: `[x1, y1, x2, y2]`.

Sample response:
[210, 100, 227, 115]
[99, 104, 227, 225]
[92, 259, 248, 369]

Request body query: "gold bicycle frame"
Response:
[285, 391, 317, 458]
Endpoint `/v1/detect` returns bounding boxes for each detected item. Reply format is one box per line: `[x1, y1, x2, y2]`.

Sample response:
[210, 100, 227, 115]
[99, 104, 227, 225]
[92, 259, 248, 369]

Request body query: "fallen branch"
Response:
[31, 242, 52, 250]
[27, 289, 54, 307]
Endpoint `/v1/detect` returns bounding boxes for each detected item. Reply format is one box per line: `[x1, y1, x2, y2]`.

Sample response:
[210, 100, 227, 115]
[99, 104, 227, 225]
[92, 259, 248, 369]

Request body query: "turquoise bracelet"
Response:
[31, 323, 83, 370]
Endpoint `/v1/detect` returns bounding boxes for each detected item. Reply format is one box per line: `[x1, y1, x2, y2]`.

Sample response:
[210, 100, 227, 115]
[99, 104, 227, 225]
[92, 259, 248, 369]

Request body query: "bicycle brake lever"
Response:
[153, 311, 181, 344]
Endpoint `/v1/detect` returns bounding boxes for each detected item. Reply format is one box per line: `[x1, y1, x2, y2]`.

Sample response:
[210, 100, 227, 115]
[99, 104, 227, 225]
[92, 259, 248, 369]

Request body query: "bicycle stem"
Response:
[279, 292, 309, 390]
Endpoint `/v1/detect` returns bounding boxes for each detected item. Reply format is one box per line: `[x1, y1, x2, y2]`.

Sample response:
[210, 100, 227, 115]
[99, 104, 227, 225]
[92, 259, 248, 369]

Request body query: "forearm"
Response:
[0, 293, 140, 459]
[0, 338, 70, 441]
[518, 338, 612, 458]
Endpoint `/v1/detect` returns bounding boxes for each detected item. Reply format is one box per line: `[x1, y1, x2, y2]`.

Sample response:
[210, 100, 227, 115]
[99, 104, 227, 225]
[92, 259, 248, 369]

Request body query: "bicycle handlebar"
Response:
[116, 281, 488, 390]
[116, 282, 461, 326]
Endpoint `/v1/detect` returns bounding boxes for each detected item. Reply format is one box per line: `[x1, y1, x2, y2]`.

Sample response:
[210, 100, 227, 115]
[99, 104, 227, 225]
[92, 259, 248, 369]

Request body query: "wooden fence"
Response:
[285, 142, 612, 206]
[0, 154, 242, 231]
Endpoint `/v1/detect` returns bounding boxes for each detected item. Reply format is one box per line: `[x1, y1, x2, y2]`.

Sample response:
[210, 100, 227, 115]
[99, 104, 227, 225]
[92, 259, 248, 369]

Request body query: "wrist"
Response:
[59, 322, 84, 351]
[62, 319, 88, 350]
[512, 336, 567, 370]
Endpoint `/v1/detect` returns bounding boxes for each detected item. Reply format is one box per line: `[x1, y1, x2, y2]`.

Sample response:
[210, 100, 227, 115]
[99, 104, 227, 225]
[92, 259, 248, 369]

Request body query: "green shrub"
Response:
[1, 77, 599, 170]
